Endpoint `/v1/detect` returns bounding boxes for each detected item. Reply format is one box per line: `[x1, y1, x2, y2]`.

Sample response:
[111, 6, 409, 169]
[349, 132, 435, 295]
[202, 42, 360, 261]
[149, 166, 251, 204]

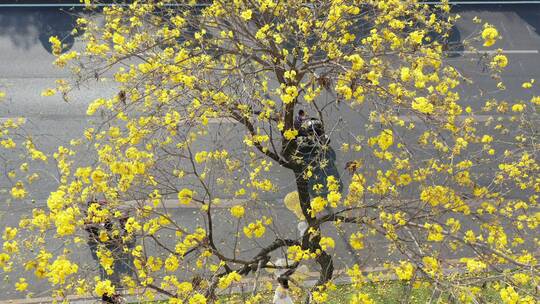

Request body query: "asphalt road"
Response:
[0, 4, 539, 301]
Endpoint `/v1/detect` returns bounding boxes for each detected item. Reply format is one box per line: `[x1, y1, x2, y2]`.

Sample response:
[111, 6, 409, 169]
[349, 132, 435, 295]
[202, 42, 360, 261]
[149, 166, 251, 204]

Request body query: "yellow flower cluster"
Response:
[15, 278, 28, 292]
[230, 205, 245, 218]
[368, 129, 394, 151]
[310, 196, 327, 216]
[25, 140, 47, 162]
[482, 24, 499, 47]
[412, 96, 434, 114]
[47, 256, 78, 285]
[175, 228, 206, 256]
[188, 293, 207, 304]
[349, 232, 364, 250]
[319, 237, 335, 251]
[2, 227, 17, 241]
[420, 185, 451, 207]
[287, 245, 318, 262]
[178, 188, 193, 205]
[283, 129, 298, 140]
[1, 138, 16, 149]
[345, 54, 365, 71]
[491, 54, 508, 69]
[217, 271, 241, 289]
[94, 279, 115, 297]
[279, 85, 298, 104]
[459, 257, 487, 273]
[125, 217, 142, 234]
[422, 256, 440, 277]
[48, 36, 62, 55]
[350, 293, 375, 304]
[194, 149, 229, 163]
[165, 254, 179, 272]
[243, 218, 269, 238]
[424, 223, 444, 242]
[54, 207, 77, 236]
[10, 182, 27, 199]
[394, 261, 415, 280]
[97, 248, 114, 275]
[345, 173, 365, 206]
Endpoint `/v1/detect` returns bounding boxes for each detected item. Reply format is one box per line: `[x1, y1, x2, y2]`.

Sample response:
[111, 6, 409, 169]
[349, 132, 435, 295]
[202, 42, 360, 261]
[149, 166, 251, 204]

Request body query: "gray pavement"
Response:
[0, 4, 539, 301]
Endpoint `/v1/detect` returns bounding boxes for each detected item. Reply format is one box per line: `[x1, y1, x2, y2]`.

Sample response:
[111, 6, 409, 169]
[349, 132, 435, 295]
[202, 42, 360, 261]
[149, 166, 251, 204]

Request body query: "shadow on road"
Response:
[514, 4, 540, 35]
[453, 3, 540, 37]
[0, 7, 81, 53]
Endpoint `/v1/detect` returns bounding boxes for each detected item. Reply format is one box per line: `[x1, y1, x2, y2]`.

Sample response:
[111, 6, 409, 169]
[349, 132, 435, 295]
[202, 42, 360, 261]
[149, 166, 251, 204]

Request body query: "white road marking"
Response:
[0, 116, 237, 125]
[525, 24, 536, 38]
[107, 198, 272, 210]
[395, 114, 496, 123]
[0, 113, 513, 127]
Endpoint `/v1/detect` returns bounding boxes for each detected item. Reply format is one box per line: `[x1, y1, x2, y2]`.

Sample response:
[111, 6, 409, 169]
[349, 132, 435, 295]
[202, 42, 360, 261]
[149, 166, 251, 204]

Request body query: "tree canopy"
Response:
[0, 0, 538, 303]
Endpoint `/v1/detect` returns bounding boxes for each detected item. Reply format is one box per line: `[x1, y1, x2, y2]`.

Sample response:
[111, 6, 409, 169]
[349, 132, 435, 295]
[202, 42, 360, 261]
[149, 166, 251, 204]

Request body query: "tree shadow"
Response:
[0, 7, 81, 54]
[453, 4, 540, 39]
[513, 4, 540, 36]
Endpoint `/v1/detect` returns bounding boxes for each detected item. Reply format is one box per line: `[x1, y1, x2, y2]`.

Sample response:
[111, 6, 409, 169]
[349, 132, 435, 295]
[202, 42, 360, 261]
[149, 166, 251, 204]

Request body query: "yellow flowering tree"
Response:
[2, 0, 539, 303]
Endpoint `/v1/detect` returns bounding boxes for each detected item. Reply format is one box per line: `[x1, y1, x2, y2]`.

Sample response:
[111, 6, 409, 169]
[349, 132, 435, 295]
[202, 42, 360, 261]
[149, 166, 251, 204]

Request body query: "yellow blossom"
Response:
[41, 88, 57, 96]
[394, 261, 414, 280]
[345, 54, 364, 71]
[491, 54, 508, 68]
[511, 104, 525, 112]
[283, 129, 298, 140]
[499, 286, 519, 304]
[195, 151, 208, 163]
[350, 232, 364, 250]
[482, 25, 499, 47]
[15, 278, 28, 291]
[2, 227, 17, 241]
[165, 254, 179, 272]
[188, 293, 207, 304]
[10, 182, 27, 199]
[218, 271, 241, 289]
[95, 279, 115, 297]
[241, 9, 252, 21]
[178, 188, 193, 205]
[412, 97, 434, 114]
[243, 220, 265, 238]
[350, 293, 374, 304]
[230, 205, 245, 218]
[49, 36, 62, 55]
[310, 196, 327, 215]
[112, 32, 125, 45]
[47, 256, 78, 285]
[422, 256, 440, 276]
[319, 237, 335, 250]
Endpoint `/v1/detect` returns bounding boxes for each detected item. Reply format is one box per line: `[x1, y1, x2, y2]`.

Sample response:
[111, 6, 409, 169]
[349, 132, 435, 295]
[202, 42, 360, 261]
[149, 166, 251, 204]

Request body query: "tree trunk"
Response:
[294, 171, 334, 286]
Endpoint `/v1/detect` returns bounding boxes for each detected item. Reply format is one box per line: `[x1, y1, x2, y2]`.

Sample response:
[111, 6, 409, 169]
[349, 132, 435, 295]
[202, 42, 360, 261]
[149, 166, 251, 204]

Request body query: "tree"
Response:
[1, 0, 538, 303]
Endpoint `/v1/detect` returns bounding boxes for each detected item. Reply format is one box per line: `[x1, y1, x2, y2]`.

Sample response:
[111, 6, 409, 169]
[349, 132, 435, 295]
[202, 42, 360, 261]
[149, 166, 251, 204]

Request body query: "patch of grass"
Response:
[331, 281, 432, 304]
[221, 280, 508, 303]
[139, 275, 538, 304]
